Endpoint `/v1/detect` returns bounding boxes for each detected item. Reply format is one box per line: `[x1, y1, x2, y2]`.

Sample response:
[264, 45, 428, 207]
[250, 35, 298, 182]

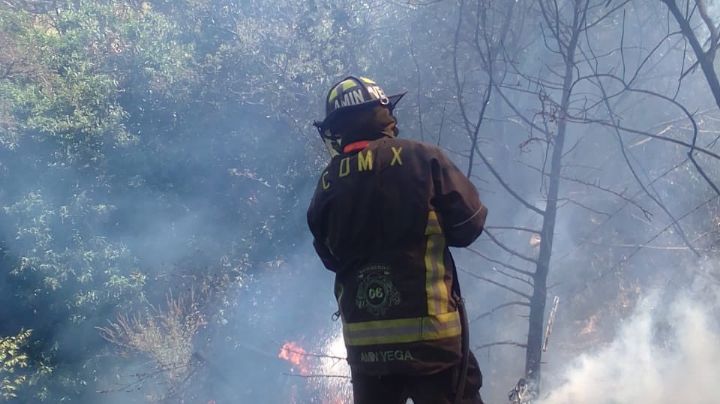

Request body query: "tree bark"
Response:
[525, 0, 582, 386]
[662, 0, 720, 110]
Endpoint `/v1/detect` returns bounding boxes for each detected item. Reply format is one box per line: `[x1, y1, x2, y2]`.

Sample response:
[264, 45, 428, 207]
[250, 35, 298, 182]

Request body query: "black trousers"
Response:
[351, 352, 484, 404]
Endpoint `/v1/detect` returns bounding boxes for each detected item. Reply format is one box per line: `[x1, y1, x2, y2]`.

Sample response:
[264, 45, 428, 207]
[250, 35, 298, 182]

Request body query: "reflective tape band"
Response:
[343, 311, 462, 346]
[425, 211, 442, 235]
[329, 87, 339, 102]
[341, 211, 459, 347]
[425, 211, 448, 315]
[341, 80, 359, 91]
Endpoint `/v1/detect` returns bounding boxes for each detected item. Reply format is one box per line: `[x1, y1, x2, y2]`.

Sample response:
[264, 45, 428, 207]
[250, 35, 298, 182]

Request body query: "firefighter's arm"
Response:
[311, 238, 340, 272]
[431, 150, 488, 247]
[307, 197, 340, 272]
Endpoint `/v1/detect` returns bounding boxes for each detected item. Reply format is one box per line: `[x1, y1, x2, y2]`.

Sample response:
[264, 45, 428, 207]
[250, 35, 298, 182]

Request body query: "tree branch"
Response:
[483, 229, 539, 264]
[662, 0, 720, 110]
[473, 301, 530, 322]
[466, 246, 536, 277]
[476, 341, 527, 350]
[459, 267, 532, 299]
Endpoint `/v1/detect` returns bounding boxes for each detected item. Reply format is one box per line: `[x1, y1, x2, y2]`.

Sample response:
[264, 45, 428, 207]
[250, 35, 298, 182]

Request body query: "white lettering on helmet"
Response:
[367, 85, 386, 100]
[332, 89, 369, 111]
[341, 89, 364, 107]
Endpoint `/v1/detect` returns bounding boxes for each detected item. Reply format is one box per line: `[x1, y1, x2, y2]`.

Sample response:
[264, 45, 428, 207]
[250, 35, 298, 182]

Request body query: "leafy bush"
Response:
[0, 330, 31, 401]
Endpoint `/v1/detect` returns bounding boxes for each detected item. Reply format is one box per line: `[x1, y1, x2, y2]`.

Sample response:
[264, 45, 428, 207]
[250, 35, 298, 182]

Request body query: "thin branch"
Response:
[584, 0, 632, 31]
[586, 241, 713, 251]
[695, 0, 718, 57]
[409, 38, 425, 142]
[451, 0, 544, 215]
[473, 301, 530, 322]
[662, 0, 720, 110]
[569, 194, 720, 299]
[279, 347, 346, 361]
[485, 225, 541, 234]
[283, 373, 350, 379]
[459, 267, 532, 300]
[476, 341, 527, 350]
[466, 246, 536, 277]
[525, 163, 654, 219]
[573, 117, 720, 160]
[572, 67, 708, 255]
[559, 198, 611, 217]
[492, 267, 535, 288]
[483, 229, 539, 264]
[688, 153, 720, 195]
[558, 158, 689, 259]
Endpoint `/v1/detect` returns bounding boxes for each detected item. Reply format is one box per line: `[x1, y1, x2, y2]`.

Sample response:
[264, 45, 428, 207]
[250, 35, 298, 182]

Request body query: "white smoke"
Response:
[540, 293, 720, 404]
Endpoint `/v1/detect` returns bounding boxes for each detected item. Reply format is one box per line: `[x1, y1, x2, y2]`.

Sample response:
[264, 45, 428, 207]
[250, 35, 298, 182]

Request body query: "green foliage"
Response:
[0, 330, 31, 400]
[0, 2, 201, 399]
[0, 0, 194, 316]
[4, 190, 145, 320]
[0, 1, 192, 164]
[1, 0, 715, 402]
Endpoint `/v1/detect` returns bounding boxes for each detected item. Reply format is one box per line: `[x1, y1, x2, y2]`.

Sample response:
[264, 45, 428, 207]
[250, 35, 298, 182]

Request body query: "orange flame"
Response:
[279, 341, 310, 375]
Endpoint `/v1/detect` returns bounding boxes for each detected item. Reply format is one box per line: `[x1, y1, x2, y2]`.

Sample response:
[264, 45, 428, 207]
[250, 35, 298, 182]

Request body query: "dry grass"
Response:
[98, 293, 206, 385]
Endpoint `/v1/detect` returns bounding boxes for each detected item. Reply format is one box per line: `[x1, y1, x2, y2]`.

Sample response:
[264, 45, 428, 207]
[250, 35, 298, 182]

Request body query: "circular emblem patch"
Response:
[355, 264, 401, 317]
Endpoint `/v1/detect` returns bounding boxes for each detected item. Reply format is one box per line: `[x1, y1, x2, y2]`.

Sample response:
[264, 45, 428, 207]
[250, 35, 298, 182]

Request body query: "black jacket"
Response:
[307, 136, 487, 375]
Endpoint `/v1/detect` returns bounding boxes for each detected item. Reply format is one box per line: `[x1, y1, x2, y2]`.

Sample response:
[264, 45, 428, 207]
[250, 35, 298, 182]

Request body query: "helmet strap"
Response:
[314, 120, 342, 156]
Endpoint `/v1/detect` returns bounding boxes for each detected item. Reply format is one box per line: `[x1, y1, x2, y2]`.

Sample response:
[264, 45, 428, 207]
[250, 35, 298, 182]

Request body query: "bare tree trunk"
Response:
[525, 0, 583, 386]
[662, 0, 720, 110]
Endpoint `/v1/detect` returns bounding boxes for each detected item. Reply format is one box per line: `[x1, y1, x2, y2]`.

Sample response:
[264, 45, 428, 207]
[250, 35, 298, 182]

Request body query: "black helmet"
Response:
[314, 76, 406, 156]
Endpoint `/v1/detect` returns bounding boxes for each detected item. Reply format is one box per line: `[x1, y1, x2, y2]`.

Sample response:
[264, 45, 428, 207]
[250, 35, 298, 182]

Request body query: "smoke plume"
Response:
[540, 292, 720, 404]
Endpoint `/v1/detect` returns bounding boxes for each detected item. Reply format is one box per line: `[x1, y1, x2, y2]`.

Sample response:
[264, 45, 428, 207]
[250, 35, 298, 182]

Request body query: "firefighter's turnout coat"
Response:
[307, 136, 487, 375]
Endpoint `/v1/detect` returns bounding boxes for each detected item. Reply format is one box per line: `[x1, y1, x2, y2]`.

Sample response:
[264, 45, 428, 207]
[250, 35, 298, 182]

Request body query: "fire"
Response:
[278, 333, 351, 403]
[318, 333, 351, 404]
[278, 341, 310, 375]
[580, 314, 598, 336]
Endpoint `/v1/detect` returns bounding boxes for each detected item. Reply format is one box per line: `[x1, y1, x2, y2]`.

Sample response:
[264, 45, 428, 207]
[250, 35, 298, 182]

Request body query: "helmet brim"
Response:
[387, 92, 406, 111]
[320, 92, 407, 130]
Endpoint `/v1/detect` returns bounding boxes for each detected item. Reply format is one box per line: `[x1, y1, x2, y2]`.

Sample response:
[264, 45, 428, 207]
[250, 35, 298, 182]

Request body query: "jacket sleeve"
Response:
[311, 238, 340, 272]
[430, 148, 488, 247]
[307, 194, 340, 272]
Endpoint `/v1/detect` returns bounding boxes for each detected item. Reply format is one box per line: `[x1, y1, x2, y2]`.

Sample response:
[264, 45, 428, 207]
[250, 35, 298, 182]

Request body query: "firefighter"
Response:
[307, 76, 487, 404]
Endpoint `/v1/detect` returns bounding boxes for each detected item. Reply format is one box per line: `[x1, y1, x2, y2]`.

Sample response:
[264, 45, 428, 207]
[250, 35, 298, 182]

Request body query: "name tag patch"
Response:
[360, 349, 415, 363]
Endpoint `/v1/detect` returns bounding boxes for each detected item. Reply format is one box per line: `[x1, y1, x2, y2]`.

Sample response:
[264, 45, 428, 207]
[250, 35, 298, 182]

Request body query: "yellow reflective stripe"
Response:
[425, 211, 441, 235]
[343, 311, 461, 346]
[436, 233, 448, 313]
[360, 76, 376, 84]
[425, 234, 440, 315]
[425, 211, 448, 315]
[346, 316, 420, 332]
[329, 87, 339, 102]
[341, 79, 358, 90]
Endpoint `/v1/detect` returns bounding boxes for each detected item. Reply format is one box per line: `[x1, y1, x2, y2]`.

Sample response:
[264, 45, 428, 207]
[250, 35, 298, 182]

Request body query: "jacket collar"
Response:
[342, 140, 371, 154]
